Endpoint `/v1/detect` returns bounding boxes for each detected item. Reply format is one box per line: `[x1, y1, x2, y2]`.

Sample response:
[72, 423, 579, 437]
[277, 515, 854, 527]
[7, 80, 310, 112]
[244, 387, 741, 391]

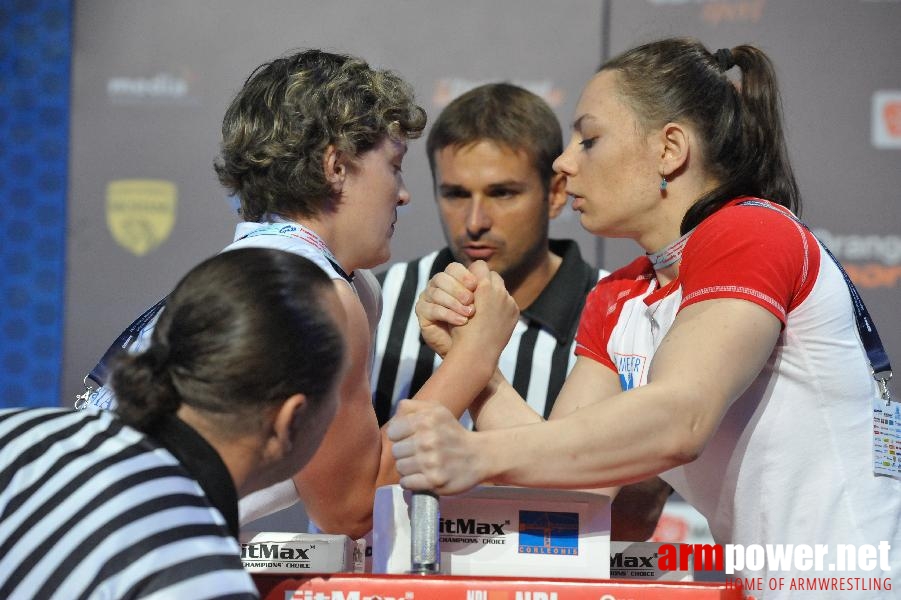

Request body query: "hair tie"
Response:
[714, 48, 734, 72]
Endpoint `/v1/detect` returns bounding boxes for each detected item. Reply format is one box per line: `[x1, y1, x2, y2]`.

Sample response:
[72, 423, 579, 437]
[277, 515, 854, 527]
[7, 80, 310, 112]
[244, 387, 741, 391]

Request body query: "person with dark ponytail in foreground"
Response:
[0, 248, 347, 599]
[390, 38, 900, 597]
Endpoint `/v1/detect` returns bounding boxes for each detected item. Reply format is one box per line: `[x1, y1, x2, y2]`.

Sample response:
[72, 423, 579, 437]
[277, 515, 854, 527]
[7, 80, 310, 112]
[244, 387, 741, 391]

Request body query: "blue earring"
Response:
[660, 175, 668, 191]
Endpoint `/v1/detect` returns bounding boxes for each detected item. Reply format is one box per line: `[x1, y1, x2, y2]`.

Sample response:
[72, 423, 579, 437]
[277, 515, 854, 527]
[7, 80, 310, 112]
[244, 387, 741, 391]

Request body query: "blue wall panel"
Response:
[0, 0, 71, 408]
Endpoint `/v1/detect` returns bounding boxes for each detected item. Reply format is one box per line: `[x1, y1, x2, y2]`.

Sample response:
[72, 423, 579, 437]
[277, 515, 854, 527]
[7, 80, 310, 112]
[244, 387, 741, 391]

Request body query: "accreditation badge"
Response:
[873, 394, 901, 479]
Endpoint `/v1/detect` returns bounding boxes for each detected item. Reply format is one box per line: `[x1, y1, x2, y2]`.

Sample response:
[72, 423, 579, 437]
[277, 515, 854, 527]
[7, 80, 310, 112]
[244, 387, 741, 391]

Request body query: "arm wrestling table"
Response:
[253, 572, 747, 599]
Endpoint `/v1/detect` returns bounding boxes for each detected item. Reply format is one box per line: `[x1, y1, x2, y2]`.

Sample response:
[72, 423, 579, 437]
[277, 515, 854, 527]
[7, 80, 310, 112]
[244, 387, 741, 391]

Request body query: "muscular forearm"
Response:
[413, 342, 497, 418]
[375, 341, 496, 488]
[476, 383, 703, 489]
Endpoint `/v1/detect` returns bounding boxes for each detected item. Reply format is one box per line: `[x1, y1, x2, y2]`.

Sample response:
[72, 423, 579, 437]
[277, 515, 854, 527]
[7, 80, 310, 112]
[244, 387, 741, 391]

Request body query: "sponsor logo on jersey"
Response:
[614, 353, 647, 390]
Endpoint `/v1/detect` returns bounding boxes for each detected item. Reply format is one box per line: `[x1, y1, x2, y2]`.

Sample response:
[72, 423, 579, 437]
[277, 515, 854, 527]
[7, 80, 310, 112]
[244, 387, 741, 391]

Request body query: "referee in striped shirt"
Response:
[372, 83, 605, 428]
[371, 84, 673, 540]
[0, 248, 345, 599]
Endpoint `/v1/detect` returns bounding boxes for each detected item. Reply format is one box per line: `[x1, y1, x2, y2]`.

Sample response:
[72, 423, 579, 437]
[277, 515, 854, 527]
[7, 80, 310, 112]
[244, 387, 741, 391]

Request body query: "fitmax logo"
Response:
[439, 518, 507, 535]
[610, 552, 655, 568]
[241, 543, 311, 560]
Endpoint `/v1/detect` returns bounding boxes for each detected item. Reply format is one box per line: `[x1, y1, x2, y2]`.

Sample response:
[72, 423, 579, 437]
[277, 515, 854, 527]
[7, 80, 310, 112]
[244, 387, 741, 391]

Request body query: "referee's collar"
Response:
[147, 415, 240, 539]
[433, 239, 594, 345]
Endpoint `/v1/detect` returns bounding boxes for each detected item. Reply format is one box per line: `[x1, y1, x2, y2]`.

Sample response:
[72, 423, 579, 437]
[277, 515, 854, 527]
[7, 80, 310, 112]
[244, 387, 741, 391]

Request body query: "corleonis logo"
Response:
[106, 179, 177, 256]
[872, 90, 901, 148]
[518, 511, 579, 555]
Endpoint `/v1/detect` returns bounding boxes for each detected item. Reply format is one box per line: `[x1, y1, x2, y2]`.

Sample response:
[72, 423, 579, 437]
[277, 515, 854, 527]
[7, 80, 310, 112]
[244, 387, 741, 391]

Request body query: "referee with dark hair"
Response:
[371, 83, 672, 541]
[372, 83, 603, 427]
[0, 248, 346, 599]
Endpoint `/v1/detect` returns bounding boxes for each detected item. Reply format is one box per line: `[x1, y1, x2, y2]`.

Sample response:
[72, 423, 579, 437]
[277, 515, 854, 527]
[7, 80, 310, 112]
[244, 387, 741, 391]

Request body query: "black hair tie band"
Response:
[714, 48, 734, 72]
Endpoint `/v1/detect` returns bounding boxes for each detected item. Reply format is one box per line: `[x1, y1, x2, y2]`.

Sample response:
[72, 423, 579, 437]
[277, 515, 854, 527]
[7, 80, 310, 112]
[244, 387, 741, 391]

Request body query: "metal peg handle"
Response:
[409, 491, 440, 574]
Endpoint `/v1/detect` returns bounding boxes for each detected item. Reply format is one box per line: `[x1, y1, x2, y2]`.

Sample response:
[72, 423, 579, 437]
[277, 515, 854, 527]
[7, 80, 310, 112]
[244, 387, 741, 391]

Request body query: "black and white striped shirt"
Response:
[372, 239, 605, 426]
[0, 408, 258, 599]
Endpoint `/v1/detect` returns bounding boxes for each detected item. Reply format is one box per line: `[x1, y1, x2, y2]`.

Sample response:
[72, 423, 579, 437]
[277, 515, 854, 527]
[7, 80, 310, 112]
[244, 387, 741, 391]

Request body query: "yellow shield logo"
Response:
[106, 179, 177, 256]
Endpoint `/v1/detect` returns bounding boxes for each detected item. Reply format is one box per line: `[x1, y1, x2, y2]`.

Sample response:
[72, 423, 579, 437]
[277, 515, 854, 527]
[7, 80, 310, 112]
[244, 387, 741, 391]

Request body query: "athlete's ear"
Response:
[658, 122, 690, 181]
[547, 173, 567, 219]
[322, 145, 347, 193]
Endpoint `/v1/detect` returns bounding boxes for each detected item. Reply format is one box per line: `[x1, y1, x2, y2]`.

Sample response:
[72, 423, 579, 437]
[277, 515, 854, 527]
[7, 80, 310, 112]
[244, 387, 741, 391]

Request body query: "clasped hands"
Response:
[388, 260, 518, 495]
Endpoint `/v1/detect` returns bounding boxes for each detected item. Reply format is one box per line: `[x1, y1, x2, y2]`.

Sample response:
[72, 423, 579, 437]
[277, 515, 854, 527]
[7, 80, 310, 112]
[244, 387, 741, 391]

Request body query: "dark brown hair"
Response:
[426, 83, 562, 193]
[601, 37, 801, 233]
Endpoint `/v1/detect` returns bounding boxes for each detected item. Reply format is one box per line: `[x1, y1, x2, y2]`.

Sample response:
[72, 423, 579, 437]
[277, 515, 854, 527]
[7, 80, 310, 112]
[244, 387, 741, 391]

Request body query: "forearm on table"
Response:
[476, 383, 703, 489]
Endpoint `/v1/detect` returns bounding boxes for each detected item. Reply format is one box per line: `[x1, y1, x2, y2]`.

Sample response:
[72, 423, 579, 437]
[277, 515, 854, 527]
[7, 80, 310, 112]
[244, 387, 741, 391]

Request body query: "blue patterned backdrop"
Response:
[0, 0, 71, 408]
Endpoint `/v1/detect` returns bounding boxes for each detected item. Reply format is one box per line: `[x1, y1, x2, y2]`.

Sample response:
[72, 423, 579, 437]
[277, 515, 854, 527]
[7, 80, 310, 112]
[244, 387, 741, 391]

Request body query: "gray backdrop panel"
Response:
[65, 0, 899, 530]
[64, 0, 603, 403]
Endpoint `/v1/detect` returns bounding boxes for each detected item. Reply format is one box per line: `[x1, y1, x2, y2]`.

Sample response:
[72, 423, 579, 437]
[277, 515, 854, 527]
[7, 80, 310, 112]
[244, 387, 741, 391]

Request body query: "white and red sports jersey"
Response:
[576, 197, 900, 587]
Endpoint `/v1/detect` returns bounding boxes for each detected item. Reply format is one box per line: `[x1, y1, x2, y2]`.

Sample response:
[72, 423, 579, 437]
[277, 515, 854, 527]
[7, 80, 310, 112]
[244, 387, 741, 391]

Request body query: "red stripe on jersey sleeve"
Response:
[678, 199, 820, 324]
[575, 256, 656, 372]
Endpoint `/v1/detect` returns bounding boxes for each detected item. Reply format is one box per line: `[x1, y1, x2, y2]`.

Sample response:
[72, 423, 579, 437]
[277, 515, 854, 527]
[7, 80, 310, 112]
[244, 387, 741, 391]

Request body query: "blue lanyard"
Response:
[85, 296, 167, 387]
[739, 199, 893, 400]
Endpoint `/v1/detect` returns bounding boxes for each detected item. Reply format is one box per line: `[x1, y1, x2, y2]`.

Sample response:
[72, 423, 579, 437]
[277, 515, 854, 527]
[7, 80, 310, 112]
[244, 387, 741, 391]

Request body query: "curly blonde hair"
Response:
[215, 49, 427, 222]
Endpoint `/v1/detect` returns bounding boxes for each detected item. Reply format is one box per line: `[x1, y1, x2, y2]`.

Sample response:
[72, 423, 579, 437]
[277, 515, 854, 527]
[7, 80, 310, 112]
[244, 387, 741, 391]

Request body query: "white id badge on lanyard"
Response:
[874, 390, 901, 478]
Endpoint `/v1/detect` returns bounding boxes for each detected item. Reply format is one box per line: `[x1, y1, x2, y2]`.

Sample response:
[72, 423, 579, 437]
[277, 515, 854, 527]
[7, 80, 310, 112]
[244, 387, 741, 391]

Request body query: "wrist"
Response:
[445, 340, 496, 382]
[473, 428, 508, 484]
